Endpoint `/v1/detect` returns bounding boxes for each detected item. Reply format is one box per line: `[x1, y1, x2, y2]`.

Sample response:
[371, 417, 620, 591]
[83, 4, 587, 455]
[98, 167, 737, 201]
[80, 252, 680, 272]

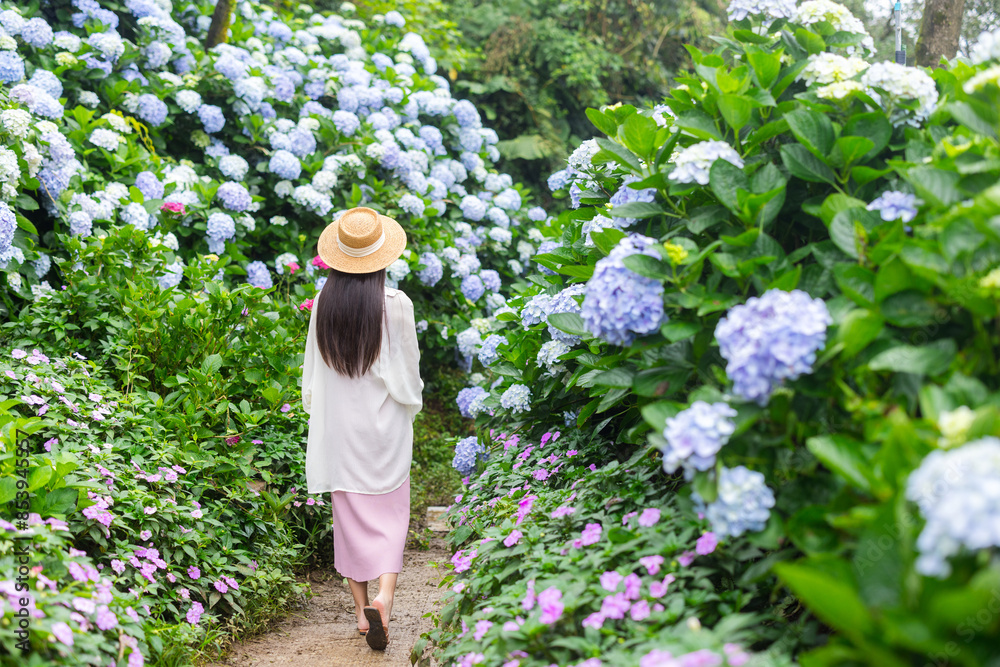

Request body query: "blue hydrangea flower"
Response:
[479, 269, 501, 292]
[457, 327, 482, 359]
[69, 211, 92, 237]
[478, 334, 506, 367]
[0, 202, 15, 253]
[417, 252, 443, 286]
[269, 150, 301, 180]
[452, 100, 481, 128]
[144, 41, 172, 69]
[216, 182, 252, 211]
[456, 386, 488, 418]
[198, 104, 225, 133]
[521, 293, 552, 328]
[452, 436, 488, 475]
[693, 465, 775, 537]
[488, 227, 512, 245]
[214, 53, 248, 81]
[661, 401, 738, 474]
[455, 254, 481, 277]
[387, 258, 410, 285]
[206, 212, 236, 242]
[20, 17, 54, 47]
[247, 260, 273, 289]
[158, 260, 184, 290]
[669, 140, 744, 186]
[542, 284, 586, 344]
[727, 0, 797, 22]
[0, 51, 25, 85]
[399, 194, 425, 217]
[28, 69, 62, 98]
[137, 94, 168, 127]
[494, 188, 521, 211]
[500, 384, 532, 413]
[333, 110, 361, 136]
[714, 289, 832, 405]
[527, 206, 547, 222]
[547, 169, 571, 192]
[609, 175, 657, 228]
[458, 127, 483, 153]
[536, 340, 570, 375]
[460, 195, 487, 221]
[135, 171, 164, 200]
[581, 233, 666, 346]
[461, 274, 485, 302]
[906, 437, 1000, 577]
[120, 202, 152, 230]
[867, 191, 918, 223]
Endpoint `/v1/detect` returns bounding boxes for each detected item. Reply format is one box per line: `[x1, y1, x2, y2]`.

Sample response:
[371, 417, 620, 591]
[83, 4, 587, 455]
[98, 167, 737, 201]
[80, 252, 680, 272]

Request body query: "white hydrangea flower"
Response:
[668, 140, 744, 185]
[0, 109, 32, 138]
[793, 0, 875, 54]
[727, 0, 796, 22]
[963, 64, 1000, 93]
[270, 216, 288, 226]
[79, 91, 100, 108]
[799, 52, 869, 86]
[22, 144, 41, 177]
[938, 407, 975, 448]
[567, 138, 600, 173]
[906, 438, 1000, 577]
[971, 28, 1000, 64]
[861, 61, 939, 126]
[312, 170, 338, 192]
[101, 113, 132, 134]
[817, 80, 866, 100]
[275, 180, 294, 197]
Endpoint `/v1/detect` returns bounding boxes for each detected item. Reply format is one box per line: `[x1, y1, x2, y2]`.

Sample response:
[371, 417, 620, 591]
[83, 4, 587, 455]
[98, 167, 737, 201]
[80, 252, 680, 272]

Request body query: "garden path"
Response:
[204, 538, 448, 667]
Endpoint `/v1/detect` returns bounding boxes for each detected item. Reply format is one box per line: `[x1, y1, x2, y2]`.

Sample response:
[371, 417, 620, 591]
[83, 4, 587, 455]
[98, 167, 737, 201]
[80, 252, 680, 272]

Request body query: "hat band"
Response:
[337, 230, 385, 257]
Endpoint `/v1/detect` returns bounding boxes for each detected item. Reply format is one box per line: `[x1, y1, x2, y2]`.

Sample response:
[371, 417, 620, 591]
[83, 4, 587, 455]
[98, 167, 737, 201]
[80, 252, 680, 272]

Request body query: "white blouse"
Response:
[302, 286, 424, 495]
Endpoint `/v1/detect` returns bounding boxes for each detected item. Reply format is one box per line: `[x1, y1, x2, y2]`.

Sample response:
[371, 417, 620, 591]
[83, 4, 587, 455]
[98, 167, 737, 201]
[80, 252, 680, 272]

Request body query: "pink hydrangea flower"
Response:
[161, 202, 185, 214]
[312, 255, 330, 269]
[299, 299, 314, 311]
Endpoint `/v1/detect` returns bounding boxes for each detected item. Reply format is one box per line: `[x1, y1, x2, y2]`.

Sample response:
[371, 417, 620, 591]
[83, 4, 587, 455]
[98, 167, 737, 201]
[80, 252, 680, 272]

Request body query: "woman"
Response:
[301, 206, 424, 651]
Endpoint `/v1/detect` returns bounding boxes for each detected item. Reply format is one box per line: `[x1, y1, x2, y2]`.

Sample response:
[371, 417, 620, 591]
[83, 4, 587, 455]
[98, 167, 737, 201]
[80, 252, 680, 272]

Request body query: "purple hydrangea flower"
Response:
[246, 261, 273, 289]
[714, 289, 831, 405]
[581, 234, 666, 346]
[135, 171, 164, 200]
[867, 191, 918, 223]
[198, 104, 225, 133]
[692, 465, 775, 537]
[477, 334, 505, 366]
[453, 436, 487, 475]
[461, 274, 485, 302]
[416, 252, 443, 286]
[456, 386, 489, 418]
[216, 182, 252, 211]
[609, 175, 657, 228]
[661, 401, 737, 473]
[136, 94, 168, 127]
[268, 150, 301, 180]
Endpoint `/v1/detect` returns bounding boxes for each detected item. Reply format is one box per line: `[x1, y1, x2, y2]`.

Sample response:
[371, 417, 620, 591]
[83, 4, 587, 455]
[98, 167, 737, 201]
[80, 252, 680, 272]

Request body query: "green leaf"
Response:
[946, 101, 998, 139]
[768, 265, 801, 290]
[660, 321, 701, 342]
[609, 202, 664, 220]
[621, 113, 658, 158]
[784, 109, 835, 157]
[836, 309, 883, 357]
[867, 339, 957, 376]
[781, 144, 836, 184]
[718, 94, 753, 133]
[592, 368, 634, 389]
[595, 137, 642, 172]
[674, 110, 722, 140]
[833, 264, 875, 306]
[775, 561, 875, 638]
[828, 208, 881, 259]
[27, 466, 53, 493]
[201, 353, 223, 375]
[747, 50, 782, 88]
[709, 159, 749, 216]
[794, 28, 826, 54]
[585, 107, 618, 137]
[746, 118, 789, 150]
[641, 401, 681, 430]
[842, 113, 891, 158]
[830, 136, 875, 169]
[589, 227, 626, 256]
[806, 435, 874, 492]
[904, 166, 963, 207]
[733, 29, 773, 44]
[0, 478, 16, 504]
[547, 312, 588, 337]
[622, 254, 671, 280]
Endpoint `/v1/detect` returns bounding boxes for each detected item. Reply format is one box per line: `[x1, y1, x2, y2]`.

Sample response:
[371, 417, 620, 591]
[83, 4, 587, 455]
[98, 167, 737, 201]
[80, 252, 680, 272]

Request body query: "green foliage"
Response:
[433, 0, 723, 193]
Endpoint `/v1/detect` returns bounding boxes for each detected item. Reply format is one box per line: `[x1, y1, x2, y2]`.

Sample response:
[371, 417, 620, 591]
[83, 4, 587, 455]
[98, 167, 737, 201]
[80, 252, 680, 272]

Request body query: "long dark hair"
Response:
[316, 267, 387, 378]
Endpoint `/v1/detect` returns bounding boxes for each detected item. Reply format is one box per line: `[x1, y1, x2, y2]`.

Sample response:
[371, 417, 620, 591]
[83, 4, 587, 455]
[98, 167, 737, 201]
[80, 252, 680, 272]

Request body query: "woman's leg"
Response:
[347, 578, 370, 632]
[371, 572, 397, 628]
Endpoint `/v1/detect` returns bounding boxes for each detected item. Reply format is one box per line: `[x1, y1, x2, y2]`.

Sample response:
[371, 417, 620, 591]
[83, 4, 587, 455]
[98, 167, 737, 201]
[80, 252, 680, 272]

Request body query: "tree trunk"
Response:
[915, 0, 966, 67]
[205, 0, 236, 51]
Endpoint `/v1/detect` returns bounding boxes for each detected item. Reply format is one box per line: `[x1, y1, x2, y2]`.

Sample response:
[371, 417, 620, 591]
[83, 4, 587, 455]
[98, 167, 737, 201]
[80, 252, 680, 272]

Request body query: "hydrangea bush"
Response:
[436, 0, 1000, 663]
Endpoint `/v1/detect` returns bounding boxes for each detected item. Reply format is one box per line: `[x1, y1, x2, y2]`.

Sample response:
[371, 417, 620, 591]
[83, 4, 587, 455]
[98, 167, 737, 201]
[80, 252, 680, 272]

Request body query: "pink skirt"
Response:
[330, 477, 410, 581]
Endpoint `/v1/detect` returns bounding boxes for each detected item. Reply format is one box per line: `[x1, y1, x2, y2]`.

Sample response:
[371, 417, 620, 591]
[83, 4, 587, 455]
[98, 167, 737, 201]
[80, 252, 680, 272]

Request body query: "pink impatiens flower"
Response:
[623, 573, 642, 600]
[187, 566, 201, 580]
[473, 619, 493, 641]
[649, 574, 676, 598]
[580, 523, 602, 546]
[639, 555, 664, 575]
[599, 571, 622, 592]
[537, 586, 564, 624]
[600, 592, 630, 620]
[504, 530, 523, 547]
[186, 601, 204, 624]
[50, 621, 74, 646]
[522, 580, 536, 611]
[214, 579, 228, 594]
[551, 506, 575, 518]
[638, 508, 661, 527]
[630, 600, 651, 621]
[280, 403, 291, 412]
[696, 531, 718, 555]
[678, 551, 695, 567]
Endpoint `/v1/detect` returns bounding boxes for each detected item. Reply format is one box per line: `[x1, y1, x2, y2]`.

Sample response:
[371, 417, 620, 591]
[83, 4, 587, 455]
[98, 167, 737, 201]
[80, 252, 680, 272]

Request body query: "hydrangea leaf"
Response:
[867, 339, 957, 376]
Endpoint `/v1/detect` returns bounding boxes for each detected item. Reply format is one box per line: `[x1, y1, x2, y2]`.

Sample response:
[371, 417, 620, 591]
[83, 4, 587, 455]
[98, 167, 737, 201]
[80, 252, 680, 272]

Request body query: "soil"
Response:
[203, 538, 450, 667]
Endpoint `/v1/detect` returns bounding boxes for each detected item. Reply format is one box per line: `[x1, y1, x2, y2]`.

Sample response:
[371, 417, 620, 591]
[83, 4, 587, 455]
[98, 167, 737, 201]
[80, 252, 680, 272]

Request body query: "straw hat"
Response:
[317, 207, 407, 274]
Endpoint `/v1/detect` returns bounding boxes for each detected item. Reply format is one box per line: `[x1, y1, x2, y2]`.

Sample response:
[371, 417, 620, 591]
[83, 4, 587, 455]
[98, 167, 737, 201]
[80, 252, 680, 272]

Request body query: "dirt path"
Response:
[205, 539, 449, 667]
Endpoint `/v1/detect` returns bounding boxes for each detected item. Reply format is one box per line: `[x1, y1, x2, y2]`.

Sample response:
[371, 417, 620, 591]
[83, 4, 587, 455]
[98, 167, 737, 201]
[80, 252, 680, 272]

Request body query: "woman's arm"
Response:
[384, 292, 424, 420]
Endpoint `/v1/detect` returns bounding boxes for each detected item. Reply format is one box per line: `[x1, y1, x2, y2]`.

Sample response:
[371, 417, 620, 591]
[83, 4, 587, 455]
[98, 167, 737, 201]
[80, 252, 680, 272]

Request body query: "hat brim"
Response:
[317, 213, 407, 274]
